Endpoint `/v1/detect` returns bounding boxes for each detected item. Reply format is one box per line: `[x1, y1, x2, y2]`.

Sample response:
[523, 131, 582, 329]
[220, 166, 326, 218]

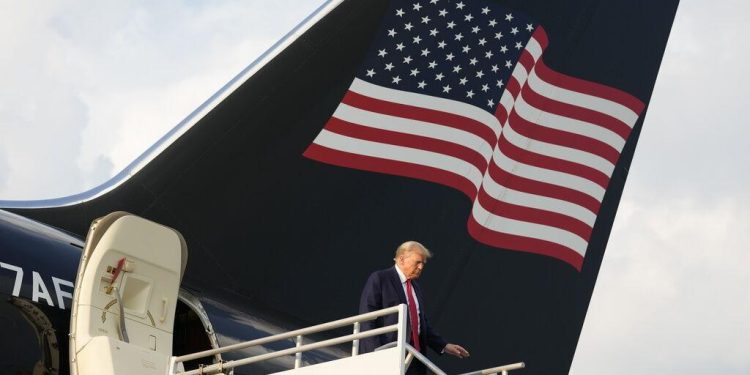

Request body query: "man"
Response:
[359, 241, 469, 374]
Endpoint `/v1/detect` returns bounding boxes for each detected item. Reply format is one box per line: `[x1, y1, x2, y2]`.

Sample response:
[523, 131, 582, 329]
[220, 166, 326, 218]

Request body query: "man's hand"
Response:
[443, 343, 470, 359]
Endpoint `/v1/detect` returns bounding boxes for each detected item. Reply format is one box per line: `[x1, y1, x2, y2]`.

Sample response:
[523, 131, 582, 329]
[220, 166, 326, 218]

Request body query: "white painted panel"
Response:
[271, 348, 403, 375]
[76, 336, 169, 375]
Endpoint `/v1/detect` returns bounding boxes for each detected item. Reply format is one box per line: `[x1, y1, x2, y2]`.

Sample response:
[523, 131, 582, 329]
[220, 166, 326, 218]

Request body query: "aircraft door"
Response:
[69, 212, 187, 375]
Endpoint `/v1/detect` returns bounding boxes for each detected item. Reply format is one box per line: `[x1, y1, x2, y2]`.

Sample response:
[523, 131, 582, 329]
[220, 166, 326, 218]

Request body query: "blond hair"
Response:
[394, 241, 432, 261]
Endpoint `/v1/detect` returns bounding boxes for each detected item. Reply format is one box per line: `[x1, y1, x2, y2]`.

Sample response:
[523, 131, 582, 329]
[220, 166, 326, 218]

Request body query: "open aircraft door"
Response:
[69, 212, 187, 375]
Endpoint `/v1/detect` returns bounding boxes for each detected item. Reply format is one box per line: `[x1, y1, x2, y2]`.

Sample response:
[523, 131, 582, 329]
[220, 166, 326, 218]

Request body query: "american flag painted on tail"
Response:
[304, 0, 644, 270]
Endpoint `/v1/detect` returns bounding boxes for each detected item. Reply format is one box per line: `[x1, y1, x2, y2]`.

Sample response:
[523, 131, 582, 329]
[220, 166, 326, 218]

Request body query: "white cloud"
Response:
[632, 0, 750, 199]
[572, 188, 750, 374]
[0, 0, 323, 199]
[0, 2, 89, 198]
[0, 148, 9, 191]
[571, 1, 750, 373]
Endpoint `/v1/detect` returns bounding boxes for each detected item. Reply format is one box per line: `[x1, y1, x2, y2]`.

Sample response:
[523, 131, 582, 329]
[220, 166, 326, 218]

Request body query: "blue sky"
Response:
[0, 1, 747, 374]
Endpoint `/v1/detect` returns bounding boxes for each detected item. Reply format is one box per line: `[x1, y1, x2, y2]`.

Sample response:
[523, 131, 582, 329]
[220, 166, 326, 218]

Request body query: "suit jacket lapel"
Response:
[388, 267, 408, 305]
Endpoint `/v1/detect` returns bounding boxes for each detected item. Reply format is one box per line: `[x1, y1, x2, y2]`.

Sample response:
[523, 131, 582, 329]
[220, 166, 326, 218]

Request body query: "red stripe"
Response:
[508, 106, 620, 163]
[467, 215, 583, 271]
[495, 101, 508, 124]
[505, 75, 522, 98]
[517, 50, 536, 73]
[497, 133, 610, 188]
[323, 117, 489, 173]
[487, 159, 601, 214]
[532, 28, 549, 49]
[521, 78, 633, 141]
[533, 59, 644, 114]
[495, 76, 523, 124]
[303, 143, 478, 199]
[476, 188, 592, 242]
[341, 90, 499, 149]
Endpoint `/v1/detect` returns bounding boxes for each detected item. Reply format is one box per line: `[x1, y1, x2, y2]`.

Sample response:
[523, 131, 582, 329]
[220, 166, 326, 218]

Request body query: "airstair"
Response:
[69, 213, 522, 375]
[169, 304, 525, 375]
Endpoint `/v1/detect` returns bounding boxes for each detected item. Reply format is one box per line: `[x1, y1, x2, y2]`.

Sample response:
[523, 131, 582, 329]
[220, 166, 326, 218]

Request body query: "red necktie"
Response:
[406, 279, 421, 352]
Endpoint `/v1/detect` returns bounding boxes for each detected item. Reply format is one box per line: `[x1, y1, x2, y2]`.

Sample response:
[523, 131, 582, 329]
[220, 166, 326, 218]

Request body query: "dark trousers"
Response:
[406, 358, 428, 375]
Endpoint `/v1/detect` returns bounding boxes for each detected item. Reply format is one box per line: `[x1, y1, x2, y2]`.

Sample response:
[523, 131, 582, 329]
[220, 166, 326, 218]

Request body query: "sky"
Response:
[0, 0, 748, 374]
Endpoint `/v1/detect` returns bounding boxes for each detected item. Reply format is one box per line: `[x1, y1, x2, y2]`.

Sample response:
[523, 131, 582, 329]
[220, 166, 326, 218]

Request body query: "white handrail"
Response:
[402, 343, 525, 375]
[405, 344, 446, 375]
[456, 362, 526, 375]
[170, 303, 525, 375]
[375, 341, 523, 375]
[175, 325, 398, 375]
[171, 304, 405, 374]
[174, 304, 402, 363]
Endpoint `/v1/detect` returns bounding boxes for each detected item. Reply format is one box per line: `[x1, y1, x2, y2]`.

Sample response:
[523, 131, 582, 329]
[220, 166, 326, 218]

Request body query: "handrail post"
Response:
[294, 335, 303, 368]
[168, 355, 177, 375]
[397, 304, 407, 375]
[352, 321, 360, 356]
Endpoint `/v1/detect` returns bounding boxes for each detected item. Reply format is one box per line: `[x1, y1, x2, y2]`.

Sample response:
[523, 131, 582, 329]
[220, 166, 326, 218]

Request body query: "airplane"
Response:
[0, 0, 680, 374]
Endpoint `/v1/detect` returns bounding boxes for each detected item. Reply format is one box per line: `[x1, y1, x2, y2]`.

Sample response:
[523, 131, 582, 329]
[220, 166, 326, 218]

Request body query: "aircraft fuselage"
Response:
[0, 209, 80, 374]
[0, 209, 346, 374]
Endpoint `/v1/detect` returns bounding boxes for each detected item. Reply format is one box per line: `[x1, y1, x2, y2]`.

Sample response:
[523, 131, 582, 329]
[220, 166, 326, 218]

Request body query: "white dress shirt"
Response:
[394, 265, 421, 334]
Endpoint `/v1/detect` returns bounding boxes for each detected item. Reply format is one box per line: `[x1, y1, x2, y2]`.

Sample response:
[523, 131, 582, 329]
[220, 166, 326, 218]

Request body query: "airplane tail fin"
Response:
[2, 0, 680, 373]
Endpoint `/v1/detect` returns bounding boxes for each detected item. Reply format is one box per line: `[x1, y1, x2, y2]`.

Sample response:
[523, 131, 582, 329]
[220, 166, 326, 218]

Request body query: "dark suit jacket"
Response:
[358, 267, 447, 355]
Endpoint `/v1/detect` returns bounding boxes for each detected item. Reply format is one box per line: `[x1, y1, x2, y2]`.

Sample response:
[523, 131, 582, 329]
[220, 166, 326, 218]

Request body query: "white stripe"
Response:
[527, 67, 639, 127]
[502, 122, 615, 176]
[514, 91, 626, 152]
[525, 35, 639, 127]
[511, 64, 530, 87]
[499, 91, 515, 118]
[349, 78, 502, 138]
[481, 172, 597, 226]
[471, 199, 588, 256]
[493, 147, 605, 201]
[525, 37, 543, 62]
[496, 61, 528, 122]
[313, 130, 484, 191]
[333, 104, 494, 162]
